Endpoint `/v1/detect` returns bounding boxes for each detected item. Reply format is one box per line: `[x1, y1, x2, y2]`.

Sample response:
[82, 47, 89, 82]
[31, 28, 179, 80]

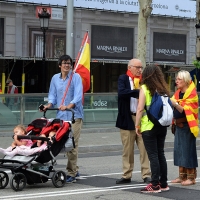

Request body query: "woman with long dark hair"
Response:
[135, 64, 170, 193]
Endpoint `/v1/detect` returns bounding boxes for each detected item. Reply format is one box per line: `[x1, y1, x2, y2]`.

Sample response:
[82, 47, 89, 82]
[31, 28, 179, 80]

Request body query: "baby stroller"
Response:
[0, 108, 75, 191]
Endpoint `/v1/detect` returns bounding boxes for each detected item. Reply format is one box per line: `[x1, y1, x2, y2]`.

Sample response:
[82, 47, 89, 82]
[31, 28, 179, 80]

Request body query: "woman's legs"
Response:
[142, 126, 167, 187]
[156, 127, 168, 187]
[171, 166, 187, 183]
[172, 124, 198, 185]
[181, 168, 196, 185]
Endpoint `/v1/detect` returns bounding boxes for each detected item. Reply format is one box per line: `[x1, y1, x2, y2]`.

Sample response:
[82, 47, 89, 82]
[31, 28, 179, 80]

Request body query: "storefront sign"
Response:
[9, 0, 196, 18]
[91, 25, 133, 60]
[153, 32, 186, 63]
[36, 6, 63, 20]
[92, 99, 107, 107]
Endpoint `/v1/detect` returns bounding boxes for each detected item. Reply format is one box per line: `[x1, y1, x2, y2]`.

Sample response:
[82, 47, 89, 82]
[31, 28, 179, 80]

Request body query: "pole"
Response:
[66, 0, 74, 58]
[42, 29, 46, 92]
[2, 73, 5, 94]
[22, 73, 25, 94]
[1, 73, 5, 103]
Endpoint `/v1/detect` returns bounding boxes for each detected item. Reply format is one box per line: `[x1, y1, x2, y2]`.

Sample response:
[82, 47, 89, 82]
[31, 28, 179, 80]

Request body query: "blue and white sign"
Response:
[8, 0, 196, 18]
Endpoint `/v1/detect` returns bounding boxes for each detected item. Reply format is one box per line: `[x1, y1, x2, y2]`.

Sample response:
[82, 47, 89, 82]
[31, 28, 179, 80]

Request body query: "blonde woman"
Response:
[170, 70, 198, 186]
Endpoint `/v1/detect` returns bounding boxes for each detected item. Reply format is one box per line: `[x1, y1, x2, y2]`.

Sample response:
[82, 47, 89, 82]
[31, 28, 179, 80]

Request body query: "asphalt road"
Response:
[0, 147, 200, 200]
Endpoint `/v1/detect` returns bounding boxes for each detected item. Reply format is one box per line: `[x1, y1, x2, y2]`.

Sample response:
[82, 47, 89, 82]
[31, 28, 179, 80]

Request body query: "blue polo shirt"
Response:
[48, 70, 84, 120]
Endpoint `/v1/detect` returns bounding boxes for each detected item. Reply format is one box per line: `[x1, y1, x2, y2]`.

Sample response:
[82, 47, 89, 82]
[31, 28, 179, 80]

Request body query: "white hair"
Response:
[177, 70, 191, 85]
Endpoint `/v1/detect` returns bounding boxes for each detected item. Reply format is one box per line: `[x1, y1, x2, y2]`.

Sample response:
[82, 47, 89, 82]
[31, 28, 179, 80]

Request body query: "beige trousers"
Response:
[66, 118, 82, 177]
[120, 115, 151, 179]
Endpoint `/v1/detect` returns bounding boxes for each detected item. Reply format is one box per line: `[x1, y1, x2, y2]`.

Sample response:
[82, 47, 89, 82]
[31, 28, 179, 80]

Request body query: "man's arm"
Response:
[118, 75, 139, 99]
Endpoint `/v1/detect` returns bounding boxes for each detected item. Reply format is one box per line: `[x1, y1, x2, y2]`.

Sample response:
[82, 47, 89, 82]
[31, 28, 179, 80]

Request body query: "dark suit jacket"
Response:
[116, 74, 139, 130]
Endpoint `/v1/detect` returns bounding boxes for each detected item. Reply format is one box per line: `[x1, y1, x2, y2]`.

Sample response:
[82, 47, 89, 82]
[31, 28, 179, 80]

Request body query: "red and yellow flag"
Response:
[74, 32, 90, 93]
[171, 81, 199, 137]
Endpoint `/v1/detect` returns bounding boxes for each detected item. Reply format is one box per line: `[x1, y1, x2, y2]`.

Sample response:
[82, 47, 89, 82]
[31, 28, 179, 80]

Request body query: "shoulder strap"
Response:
[60, 73, 74, 106]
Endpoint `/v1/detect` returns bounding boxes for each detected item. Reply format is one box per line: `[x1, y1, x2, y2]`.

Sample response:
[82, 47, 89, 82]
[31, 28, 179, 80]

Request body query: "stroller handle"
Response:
[17, 135, 49, 141]
[40, 106, 75, 124]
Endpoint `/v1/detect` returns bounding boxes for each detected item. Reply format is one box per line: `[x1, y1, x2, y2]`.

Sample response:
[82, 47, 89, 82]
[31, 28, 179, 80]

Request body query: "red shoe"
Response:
[141, 183, 161, 193]
[160, 185, 170, 191]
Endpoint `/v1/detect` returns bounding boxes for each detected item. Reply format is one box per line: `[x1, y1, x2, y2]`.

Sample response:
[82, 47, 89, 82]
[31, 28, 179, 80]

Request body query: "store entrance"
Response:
[90, 62, 127, 93]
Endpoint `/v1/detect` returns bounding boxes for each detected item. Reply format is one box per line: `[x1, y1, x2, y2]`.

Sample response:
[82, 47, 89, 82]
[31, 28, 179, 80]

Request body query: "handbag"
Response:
[171, 124, 176, 135]
[65, 132, 75, 152]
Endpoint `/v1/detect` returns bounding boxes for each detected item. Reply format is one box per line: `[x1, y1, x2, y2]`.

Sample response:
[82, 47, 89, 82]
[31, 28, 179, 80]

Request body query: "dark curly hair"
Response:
[58, 55, 73, 66]
[141, 65, 170, 96]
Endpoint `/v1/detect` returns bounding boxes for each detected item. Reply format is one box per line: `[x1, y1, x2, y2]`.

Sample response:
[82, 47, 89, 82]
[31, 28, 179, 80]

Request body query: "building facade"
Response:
[0, 1, 197, 93]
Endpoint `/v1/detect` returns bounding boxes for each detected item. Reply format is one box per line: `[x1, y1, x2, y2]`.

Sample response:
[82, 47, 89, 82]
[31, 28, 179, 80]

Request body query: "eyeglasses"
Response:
[130, 65, 143, 70]
[61, 62, 71, 65]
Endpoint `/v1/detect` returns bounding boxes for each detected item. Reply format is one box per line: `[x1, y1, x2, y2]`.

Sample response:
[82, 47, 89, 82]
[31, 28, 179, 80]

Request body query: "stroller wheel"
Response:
[10, 173, 27, 191]
[0, 171, 9, 189]
[52, 171, 66, 188]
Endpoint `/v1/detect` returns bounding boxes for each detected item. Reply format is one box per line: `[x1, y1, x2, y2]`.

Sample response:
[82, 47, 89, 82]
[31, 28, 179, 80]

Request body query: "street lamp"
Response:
[38, 8, 51, 92]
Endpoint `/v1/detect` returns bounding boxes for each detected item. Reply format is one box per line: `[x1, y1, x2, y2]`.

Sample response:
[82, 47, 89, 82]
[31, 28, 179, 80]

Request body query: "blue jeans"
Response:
[142, 126, 168, 187]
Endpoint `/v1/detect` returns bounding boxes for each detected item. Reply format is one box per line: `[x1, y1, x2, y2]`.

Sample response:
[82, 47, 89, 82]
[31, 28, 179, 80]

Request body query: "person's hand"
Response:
[58, 105, 68, 111]
[135, 127, 142, 136]
[170, 99, 178, 107]
[39, 104, 51, 112]
[13, 134, 19, 142]
[58, 103, 74, 111]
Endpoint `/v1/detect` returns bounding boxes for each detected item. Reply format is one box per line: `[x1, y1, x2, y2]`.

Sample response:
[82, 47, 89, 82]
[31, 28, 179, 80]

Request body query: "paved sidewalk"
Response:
[1, 127, 200, 153]
[79, 127, 200, 153]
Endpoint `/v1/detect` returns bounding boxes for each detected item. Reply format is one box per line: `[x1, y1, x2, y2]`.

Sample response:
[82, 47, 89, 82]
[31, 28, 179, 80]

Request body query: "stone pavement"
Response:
[0, 127, 200, 154]
[79, 127, 200, 153]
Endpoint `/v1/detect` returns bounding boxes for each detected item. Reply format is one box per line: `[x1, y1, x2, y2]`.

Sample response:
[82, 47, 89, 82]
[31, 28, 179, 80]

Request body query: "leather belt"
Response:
[174, 117, 187, 127]
[130, 112, 136, 116]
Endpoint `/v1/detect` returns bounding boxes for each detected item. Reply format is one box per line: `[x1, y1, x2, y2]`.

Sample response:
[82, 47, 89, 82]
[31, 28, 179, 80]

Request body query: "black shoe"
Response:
[116, 178, 131, 184]
[143, 177, 151, 184]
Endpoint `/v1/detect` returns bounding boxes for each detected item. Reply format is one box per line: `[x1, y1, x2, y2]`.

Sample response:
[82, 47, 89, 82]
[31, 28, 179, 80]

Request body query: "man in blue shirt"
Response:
[44, 54, 83, 183]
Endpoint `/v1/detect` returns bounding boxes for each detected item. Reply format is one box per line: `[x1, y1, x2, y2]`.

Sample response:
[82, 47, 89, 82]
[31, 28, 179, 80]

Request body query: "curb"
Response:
[0, 127, 120, 136]
[78, 140, 200, 153]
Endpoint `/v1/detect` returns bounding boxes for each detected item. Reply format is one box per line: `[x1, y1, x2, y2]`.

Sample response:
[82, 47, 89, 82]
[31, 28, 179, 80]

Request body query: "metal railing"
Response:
[0, 93, 118, 129]
[0, 92, 199, 130]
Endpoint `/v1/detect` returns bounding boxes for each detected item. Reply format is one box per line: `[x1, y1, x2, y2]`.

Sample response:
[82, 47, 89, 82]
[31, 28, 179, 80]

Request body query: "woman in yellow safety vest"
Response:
[135, 64, 170, 194]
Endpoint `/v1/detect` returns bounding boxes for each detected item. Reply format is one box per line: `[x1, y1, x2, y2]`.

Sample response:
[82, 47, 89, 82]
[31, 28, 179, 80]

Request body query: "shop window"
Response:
[53, 37, 65, 58]
[30, 28, 66, 58]
[35, 35, 43, 57]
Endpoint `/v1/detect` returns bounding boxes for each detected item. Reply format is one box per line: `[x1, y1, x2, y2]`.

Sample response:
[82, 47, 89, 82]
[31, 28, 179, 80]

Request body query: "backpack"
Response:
[145, 92, 173, 127]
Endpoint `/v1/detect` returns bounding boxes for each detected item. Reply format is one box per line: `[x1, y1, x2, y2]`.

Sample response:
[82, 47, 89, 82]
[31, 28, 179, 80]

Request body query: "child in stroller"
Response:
[0, 124, 52, 158]
[0, 108, 75, 191]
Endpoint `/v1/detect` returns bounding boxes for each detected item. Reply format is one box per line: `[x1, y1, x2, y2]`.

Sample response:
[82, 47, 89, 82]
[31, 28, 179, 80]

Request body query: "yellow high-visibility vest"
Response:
[141, 85, 154, 132]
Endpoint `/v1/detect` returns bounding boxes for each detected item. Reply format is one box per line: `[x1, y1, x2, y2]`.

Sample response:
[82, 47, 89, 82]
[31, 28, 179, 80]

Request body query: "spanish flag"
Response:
[171, 81, 199, 137]
[74, 32, 90, 93]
